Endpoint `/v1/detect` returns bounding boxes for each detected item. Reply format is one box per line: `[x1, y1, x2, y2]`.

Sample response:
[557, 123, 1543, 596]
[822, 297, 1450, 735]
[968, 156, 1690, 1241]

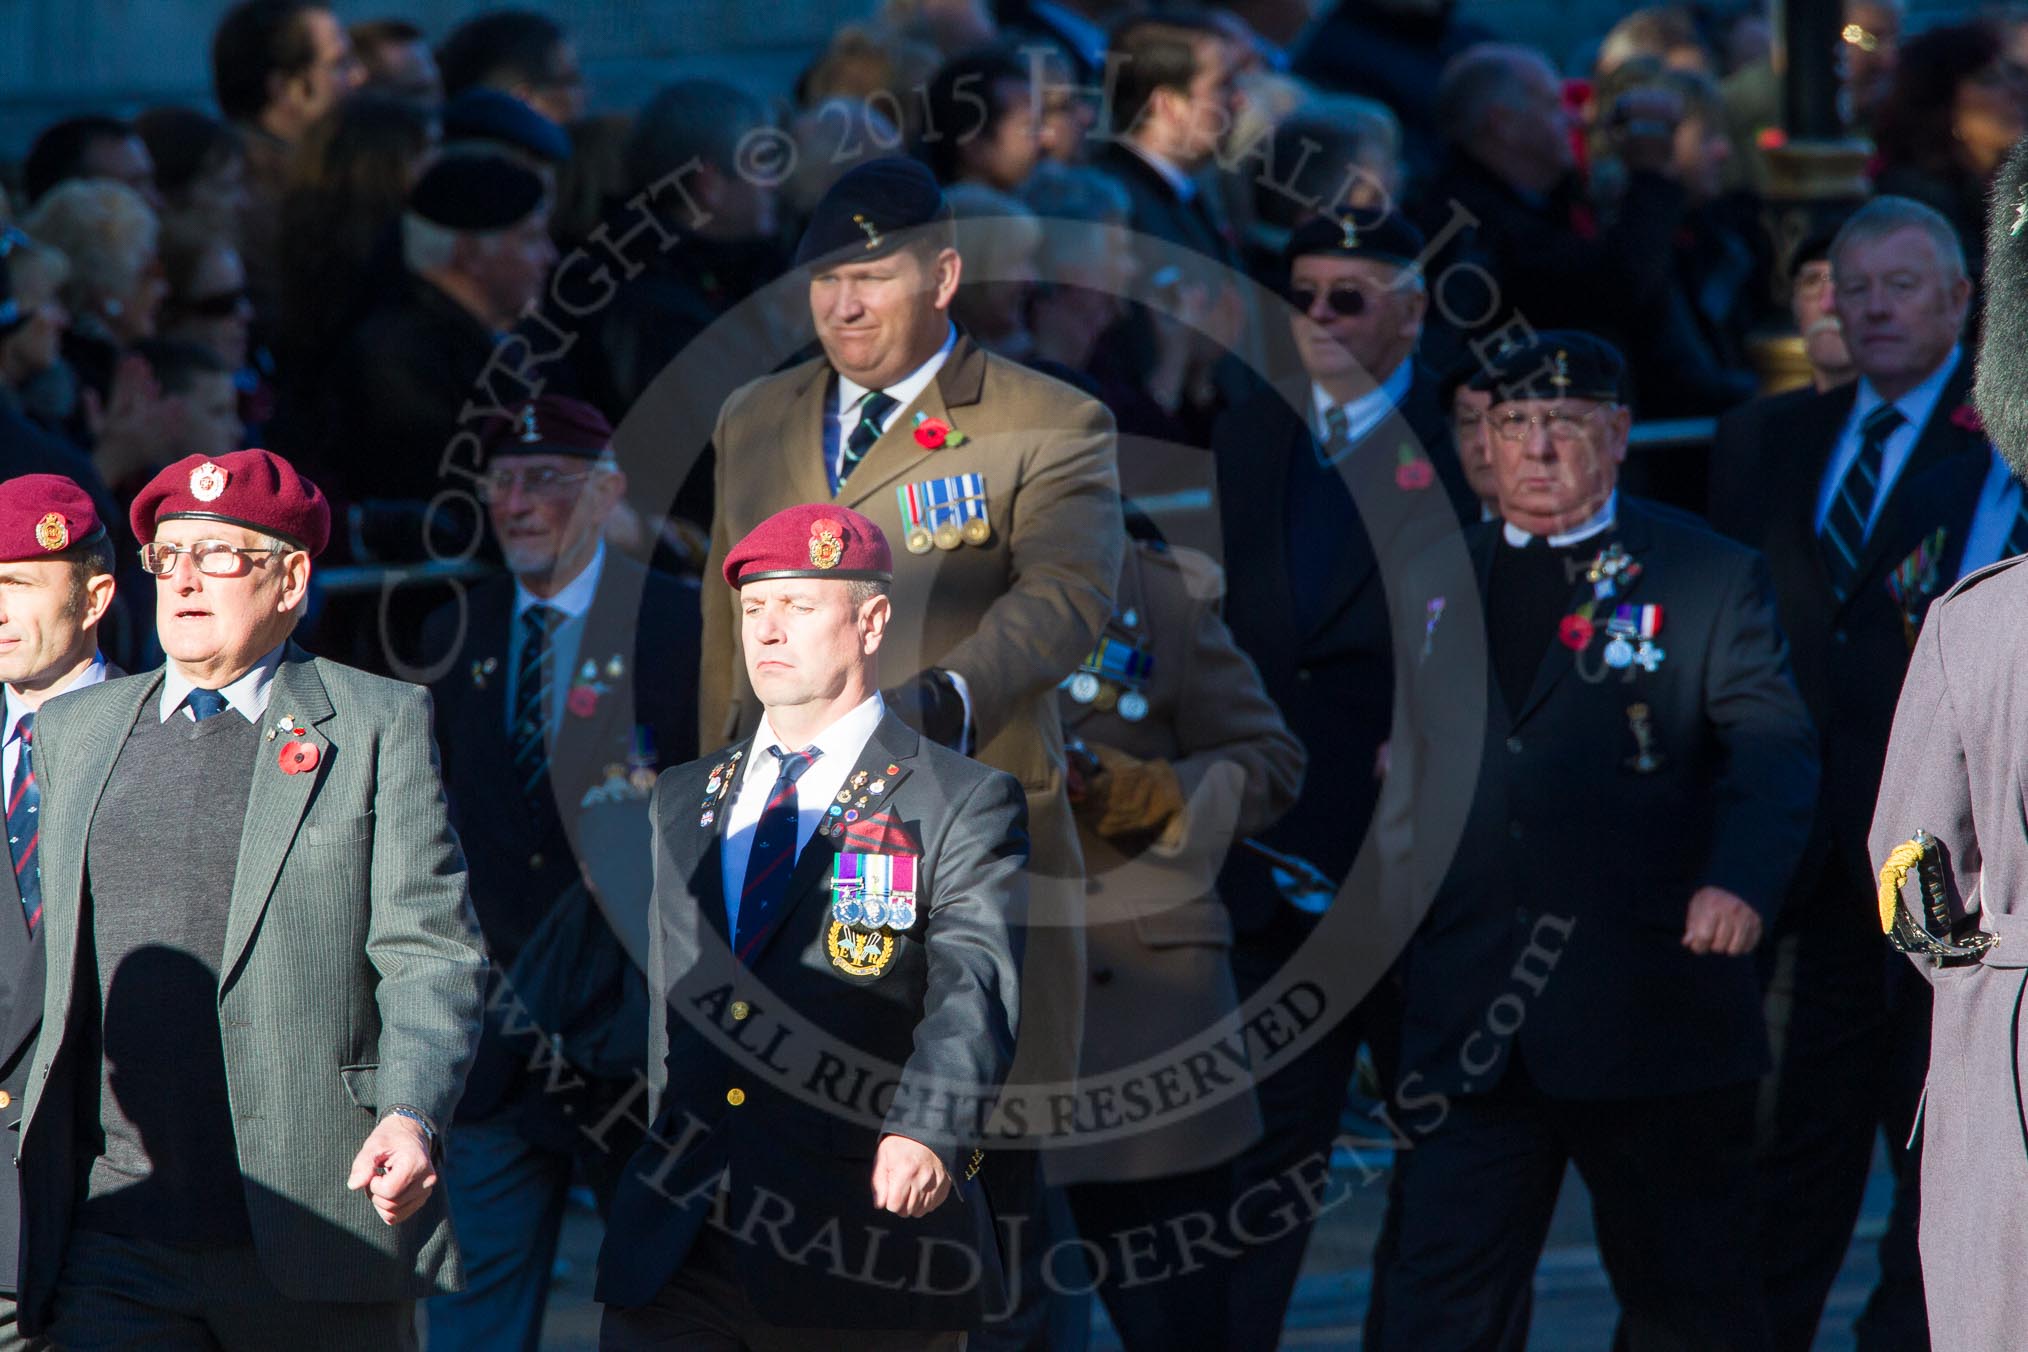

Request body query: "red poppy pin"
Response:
[278, 740, 319, 774]
[567, 684, 600, 718]
[1558, 614, 1595, 650]
[1951, 403, 1984, 433]
[1395, 445, 1435, 491]
[912, 411, 966, 449]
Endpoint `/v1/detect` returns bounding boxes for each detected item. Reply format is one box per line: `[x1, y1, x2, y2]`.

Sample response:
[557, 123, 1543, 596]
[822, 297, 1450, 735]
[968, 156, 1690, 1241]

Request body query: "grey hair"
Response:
[1831, 195, 1969, 284]
[401, 213, 520, 274]
[846, 578, 889, 608]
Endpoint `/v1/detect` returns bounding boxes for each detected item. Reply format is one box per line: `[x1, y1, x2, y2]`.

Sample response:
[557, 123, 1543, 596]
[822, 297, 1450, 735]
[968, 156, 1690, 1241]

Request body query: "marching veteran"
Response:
[0, 474, 123, 1352]
[14, 449, 487, 1348]
[1870, 136, 2028, 1352]
[599, 504, 1026, 1350]
[1373, 333, 1818, 1351]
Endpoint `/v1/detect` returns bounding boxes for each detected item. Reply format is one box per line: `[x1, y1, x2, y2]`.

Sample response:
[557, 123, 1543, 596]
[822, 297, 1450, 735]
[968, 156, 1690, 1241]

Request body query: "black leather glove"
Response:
[883, 667, 968, 751]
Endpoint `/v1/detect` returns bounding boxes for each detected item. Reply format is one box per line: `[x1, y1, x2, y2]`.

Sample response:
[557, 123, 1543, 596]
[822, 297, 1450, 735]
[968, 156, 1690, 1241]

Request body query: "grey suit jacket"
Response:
[15, 644, 487, 1327]
[1870, 554, 2028, 1352]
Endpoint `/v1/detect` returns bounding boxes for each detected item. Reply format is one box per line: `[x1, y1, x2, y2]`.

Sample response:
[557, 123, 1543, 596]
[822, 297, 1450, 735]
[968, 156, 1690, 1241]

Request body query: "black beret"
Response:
[443, 88, 572, 166]
[408, 153, 547, 232]
[1283, 208, 1426, 272]
[793, 157, 951, 269]
[1469, 330, 1626, 404]
[1977, 140, 2028, 473]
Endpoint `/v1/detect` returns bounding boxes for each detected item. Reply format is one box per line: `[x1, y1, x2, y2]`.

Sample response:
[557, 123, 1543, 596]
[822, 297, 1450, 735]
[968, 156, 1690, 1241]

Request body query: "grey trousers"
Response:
[46, 1231, 417, 1352]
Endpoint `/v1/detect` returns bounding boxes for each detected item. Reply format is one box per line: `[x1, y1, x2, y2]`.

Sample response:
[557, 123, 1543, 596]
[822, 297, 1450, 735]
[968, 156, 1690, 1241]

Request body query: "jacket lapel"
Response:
[1847, 359, 1981, 600]
[220, 648, 335, 984]
[1509, 506, 1656, 730]
[740, 714, 920, 967]
[774, 360, 836, 509]
[837, 334, 988, 510]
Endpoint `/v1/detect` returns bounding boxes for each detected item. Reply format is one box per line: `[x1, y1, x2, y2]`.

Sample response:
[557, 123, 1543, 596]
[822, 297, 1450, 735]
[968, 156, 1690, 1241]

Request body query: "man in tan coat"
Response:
[700, 149, 1119, 1227]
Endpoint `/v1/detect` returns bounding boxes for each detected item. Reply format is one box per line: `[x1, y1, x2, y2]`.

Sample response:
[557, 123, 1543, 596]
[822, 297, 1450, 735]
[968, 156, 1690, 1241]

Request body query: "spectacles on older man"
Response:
[139, 540, 290, 577]
[1491, 406, 1615, 446]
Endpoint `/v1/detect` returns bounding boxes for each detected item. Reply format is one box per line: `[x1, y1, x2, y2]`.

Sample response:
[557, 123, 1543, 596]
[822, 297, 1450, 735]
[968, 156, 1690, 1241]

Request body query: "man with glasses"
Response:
[1707, 195, 1991, 1351]
[1208, 206, 1474, 1349]
[419, 395, 698, 1352]
[0, 475, 120, 1352]
[1371, 331, 1817, 1352]
[14, 448, 486, 1348]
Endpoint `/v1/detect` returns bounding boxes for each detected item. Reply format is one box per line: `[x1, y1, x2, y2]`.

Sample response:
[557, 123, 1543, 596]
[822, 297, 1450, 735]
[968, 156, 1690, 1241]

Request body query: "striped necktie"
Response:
[1820, 403, 1906, 601]
[8, 714, 39, 932]
[733, 746, 821, 961]
[512, 604, 564, 805]
[839, 391, 898, 490]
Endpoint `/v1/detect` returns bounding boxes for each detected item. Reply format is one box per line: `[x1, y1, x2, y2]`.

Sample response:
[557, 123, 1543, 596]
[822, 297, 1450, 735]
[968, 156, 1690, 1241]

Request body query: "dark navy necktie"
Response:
[512, 605, 563, 804]
[734, 746, 821, 961]
[185, 688, 228, 721]
[1820, 403, 1905, 601]
[7, 714, 38, 932]
[838, 391, 898, 490]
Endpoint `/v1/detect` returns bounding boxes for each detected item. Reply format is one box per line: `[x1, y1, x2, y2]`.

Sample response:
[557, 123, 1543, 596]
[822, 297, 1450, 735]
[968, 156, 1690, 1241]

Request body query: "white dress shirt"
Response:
[832, 324, 958, 489]
[1956, 451, 2021, 577]
[160, 642, 284, 724]
[4, 655, 108, 786]
[1813, 346, 1963, 538]
[721, 694, 885, 936]
[1312, 358, 1414, 454]
[1502, 491, 1619, 549]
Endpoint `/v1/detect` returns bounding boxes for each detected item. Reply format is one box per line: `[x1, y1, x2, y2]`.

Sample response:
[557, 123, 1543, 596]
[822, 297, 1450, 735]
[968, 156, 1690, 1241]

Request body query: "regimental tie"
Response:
[1319, 404, 1354, 466]
[512, 604, 564, 804]
[1820, 403, 1906, 601]
[839, 390, 898, 490]
[734, 746, 821, 961]
[7, 714, 38, 931]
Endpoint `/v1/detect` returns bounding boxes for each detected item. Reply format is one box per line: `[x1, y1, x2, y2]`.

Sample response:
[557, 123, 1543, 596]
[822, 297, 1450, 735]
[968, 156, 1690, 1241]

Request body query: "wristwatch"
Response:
[387, 1105, 439, 1153]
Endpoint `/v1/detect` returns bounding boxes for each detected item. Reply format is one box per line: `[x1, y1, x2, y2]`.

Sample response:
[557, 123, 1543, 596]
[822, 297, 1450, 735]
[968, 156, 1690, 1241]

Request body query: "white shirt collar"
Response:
[1311, 358, 1414, 444]
[1120, 139, 1196, 202]
[160, 642, 285, 724]
[1502, 491, 1619, 549]
[1853, 344, 1962, 435]
[742, 693, 886, 788]
[838, 324, 958, 421]
[514, 539, 606, 624]
[5, 654, 107, 743]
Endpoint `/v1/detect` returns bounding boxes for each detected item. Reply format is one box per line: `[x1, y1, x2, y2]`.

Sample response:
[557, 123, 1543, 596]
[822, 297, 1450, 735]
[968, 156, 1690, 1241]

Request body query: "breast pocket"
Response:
[300, 812, 375, 848]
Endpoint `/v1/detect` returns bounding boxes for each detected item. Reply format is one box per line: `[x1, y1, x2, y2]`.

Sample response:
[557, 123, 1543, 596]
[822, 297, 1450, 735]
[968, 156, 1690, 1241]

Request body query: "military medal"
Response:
[1624, 703, 1665, 773]
[934, 522, 962, 551]
[1068, 672, 1101, 703]
[1603, 634, 1634, 668]
[905, 527, 933, 554]
[897, 474, 990, 554]
[1117, 691, 1149, 722]
[962, 517, 991, 546]
[1063, 634, 1154, 718]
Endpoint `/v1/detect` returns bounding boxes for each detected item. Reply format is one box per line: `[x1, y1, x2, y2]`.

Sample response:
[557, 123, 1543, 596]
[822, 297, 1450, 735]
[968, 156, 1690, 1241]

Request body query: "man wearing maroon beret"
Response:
[600, 502, 1025, 1348]
[0, 474, 122, 1350]
[13, 448, 487, 1347]
[418, 396, 700, 1352]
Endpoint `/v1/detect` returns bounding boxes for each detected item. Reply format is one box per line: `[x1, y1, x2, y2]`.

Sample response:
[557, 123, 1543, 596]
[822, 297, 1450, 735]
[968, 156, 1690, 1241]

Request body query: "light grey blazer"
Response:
[14, 644, 486, 1327]
[1871, 555, 2028, 1352]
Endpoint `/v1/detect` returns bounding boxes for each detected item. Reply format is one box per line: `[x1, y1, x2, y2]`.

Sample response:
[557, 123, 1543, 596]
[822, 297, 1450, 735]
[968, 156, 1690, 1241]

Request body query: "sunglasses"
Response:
[1285, 284, 1369, 317]
[171, 288, 250, 319]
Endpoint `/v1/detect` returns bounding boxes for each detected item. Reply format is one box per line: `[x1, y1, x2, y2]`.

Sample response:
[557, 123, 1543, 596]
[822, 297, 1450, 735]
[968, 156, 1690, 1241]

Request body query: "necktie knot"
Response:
[860, 391, 899, 425]
[770, 746, 820, 784]
[521, 604, 563, 640]
[1862, 403, 1906, 442]
[1322, 404, 1350, 444]
[186, 688, 227, 722]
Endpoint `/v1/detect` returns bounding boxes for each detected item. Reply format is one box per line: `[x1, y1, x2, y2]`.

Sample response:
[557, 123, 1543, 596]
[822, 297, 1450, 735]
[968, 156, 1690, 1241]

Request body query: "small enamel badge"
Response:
[189, 461, 228, 501]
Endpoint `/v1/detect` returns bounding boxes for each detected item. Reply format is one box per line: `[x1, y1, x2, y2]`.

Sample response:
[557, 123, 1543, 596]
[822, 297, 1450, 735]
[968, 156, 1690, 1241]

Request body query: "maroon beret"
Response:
[483, 395, 615, 461]
[129, 449, 332, 557]
[0, 474, 103, 563]
[722, 503, 893, 588]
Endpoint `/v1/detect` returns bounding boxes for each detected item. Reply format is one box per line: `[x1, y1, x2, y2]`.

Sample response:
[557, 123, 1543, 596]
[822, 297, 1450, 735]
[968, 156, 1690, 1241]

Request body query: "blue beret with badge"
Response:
[793, 156, 952, 270]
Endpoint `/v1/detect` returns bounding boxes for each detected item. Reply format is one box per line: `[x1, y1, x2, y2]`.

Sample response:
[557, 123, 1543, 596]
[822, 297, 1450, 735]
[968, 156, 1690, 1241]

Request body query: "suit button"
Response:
[730, 1001, 751, 1021]
[1506, 737, 1522, 754]
[530, 853, 545, 869]
[726, 1088, 746, 1107]
[1508, 822, 1524, 840]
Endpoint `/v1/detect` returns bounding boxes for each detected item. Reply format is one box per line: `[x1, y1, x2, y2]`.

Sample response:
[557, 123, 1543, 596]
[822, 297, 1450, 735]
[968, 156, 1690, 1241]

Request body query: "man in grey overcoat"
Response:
[13, 449, 487, 1348]
[1871, 135, 2028, 1350]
